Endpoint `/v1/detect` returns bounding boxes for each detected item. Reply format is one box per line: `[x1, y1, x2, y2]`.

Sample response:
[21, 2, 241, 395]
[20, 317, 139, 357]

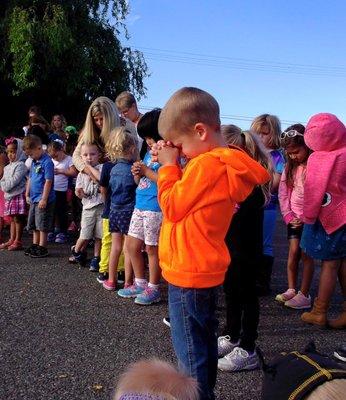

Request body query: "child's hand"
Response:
[54, 168, 63, 175]
[150, 140, 174, 163]
[26, 196, 31, 205]
[291, 218, 303, 228]
[157, 146, 179, 166]
[75, 188, 86, 199]
[38, 198, 47, 209]
[131, 161, 143, 176]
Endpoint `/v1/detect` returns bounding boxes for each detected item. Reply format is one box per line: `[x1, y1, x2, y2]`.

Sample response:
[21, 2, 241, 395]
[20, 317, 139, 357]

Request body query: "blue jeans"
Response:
[168, 284, 219, 400]
[263, 208, 277, 256]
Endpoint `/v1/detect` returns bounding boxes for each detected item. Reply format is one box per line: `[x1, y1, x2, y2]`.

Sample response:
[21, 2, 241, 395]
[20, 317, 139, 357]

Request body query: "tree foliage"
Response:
[0, 0, 148, 132]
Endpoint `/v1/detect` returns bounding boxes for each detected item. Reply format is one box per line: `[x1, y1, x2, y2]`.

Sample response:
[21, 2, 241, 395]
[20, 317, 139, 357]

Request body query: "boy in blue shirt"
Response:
[23, 135, 55, 258]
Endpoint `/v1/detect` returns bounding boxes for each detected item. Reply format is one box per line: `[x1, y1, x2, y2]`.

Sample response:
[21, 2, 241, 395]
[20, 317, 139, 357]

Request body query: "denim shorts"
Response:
[27, 201, 55, 232]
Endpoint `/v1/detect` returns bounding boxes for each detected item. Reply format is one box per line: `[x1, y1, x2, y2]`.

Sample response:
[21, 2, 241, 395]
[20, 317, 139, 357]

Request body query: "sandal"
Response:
[0, 240, 14, 250]
[8, 241, 23, 251]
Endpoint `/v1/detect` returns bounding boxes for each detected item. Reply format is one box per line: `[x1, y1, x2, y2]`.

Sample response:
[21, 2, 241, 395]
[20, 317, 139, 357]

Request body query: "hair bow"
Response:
[53, 138, 64, 146]
[5, 136, 16, 146]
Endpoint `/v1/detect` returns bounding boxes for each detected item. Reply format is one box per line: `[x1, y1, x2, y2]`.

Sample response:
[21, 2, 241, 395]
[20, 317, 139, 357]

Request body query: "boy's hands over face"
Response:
[151, 140, 179, 165]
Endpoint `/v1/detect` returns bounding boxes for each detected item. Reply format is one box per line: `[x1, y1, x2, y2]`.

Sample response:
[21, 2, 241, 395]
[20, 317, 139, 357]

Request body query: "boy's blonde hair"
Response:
[250, 114, 281, 149]
[116, 91, 137, 111]
[221, 125, 273, 204]
[79, 96, 120, 146]
[114, 359, 199, 400]
[158, 87, 220, 137]
[106, 126, 138, 162]
[23, 134, 42, 150]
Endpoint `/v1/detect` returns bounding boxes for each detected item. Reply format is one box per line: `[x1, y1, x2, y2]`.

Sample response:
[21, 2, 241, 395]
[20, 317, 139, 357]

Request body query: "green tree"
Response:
[0, 0, 148, 133]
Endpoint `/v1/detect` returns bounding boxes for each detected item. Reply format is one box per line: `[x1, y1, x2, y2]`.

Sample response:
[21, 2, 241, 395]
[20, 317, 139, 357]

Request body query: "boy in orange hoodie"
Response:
[154, 87, 270, 400]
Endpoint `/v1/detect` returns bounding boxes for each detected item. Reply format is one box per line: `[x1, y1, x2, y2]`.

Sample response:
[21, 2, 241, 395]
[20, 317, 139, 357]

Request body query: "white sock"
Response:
[148, 282, 160, 290]
[135, 278, 147, 288]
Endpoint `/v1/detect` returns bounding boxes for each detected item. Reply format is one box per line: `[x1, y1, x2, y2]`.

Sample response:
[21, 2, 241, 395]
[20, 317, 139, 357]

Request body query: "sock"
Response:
[148, 282, 159, 290]
[135, 278, 147, 288]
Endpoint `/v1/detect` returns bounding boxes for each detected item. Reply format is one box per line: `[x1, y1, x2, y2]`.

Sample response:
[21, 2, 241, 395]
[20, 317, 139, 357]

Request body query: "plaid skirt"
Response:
[4, 193, 27, 216]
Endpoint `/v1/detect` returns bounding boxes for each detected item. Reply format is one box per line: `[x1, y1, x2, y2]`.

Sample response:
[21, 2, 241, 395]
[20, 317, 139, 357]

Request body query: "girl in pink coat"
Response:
[300, 113, 346, 328]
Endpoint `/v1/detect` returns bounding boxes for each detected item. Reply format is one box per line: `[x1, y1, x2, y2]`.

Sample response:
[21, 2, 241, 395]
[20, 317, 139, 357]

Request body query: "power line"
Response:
[134, 46, 346, 78]
[138, 105, 304, 126]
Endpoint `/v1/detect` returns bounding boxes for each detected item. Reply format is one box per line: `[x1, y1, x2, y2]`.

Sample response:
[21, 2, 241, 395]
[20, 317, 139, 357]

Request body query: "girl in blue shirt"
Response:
[118, 109, 163, 305]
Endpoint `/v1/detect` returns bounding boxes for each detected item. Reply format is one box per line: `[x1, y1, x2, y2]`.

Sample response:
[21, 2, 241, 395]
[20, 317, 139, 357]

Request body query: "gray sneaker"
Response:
[218, 346, 259, 371]
[217, 335, 240, 357]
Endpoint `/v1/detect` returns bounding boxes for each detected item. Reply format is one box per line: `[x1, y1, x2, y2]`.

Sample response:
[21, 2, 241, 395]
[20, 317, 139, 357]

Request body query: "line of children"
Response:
[276, 124, 314, 309]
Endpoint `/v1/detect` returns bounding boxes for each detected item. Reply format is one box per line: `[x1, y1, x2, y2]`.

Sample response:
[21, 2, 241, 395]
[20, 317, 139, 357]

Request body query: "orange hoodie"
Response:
[158, 147, 270, 288]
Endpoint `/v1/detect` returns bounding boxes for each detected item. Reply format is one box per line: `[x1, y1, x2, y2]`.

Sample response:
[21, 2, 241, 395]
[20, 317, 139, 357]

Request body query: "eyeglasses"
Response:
[280, 130, 304, 140]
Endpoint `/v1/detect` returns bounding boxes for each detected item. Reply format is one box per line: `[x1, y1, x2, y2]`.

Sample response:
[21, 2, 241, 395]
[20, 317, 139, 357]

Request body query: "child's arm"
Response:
[100, 186, 107, 203]
[278, 168, 295, 224]
[38, 179, 52, 209]
[87, 165, 101, 182]
[25, 177, 31, 204]
[55, 165, 78, 177]
[0, 163, 29, 193]
[75, 172, 86, 199]
[139, 164, 158, 182]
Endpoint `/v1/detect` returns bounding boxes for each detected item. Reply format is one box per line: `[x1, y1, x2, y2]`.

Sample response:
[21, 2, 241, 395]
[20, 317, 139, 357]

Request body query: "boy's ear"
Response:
[194, 122, 208, 141]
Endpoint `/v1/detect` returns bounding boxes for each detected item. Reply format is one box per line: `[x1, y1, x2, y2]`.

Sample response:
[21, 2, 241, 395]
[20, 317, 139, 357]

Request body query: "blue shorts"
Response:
[109, 209, 133, 234]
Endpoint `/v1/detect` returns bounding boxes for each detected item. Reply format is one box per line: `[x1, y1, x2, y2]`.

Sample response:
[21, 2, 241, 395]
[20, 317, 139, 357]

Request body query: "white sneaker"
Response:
[218, 347, 259, 372]
[217, 335, 240, 357]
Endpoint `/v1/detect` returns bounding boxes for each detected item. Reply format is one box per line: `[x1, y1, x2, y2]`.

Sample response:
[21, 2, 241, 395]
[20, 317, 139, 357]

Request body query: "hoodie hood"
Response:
[15, 138, 26, 162]
[305, 113, 346, 152]
[208, 146, 271, 203]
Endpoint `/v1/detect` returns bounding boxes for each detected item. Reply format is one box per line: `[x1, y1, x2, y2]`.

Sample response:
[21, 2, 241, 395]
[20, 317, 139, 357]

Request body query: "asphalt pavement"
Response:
[0, 219, 344, 400]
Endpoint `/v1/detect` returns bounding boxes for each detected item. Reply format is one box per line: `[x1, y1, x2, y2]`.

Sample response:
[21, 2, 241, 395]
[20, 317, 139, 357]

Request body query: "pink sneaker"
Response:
[102, 280, 116, 291]
[275, 288, 296, 303]
[285, 291, 311, 309]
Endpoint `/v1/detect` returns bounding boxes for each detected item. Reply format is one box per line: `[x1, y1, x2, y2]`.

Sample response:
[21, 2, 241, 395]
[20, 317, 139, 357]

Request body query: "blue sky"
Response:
[122, 0, 346, 129]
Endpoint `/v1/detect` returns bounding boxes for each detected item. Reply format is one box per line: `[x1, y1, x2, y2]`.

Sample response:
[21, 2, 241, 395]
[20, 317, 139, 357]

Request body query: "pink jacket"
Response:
[303, 113, 346, 234]
[279, 165, 306, 225]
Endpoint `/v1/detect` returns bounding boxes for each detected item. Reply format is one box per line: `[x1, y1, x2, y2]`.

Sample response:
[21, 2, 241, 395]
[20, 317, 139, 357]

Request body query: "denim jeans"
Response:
[168, 284, 219, 400]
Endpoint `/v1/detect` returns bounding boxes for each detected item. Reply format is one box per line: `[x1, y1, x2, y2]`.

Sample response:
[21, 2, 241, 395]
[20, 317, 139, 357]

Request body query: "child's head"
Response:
[80, 143, 100, 167]
[81, 97, 120, 145]
[137, 108, 162, 148]
[281, 124, 310, 188]
[304, 112, 346, 152]
[48, 139, 65, 160]
[251, 114, 281, 150]
[221, 125, 273, 204]
[158, 87, 221, 159]
[23, 135, 43, 160]
[115, 91, 140, 122]
[106, 126, 138, 162]
[51, 114, 66, 132]
[5, 138, 24, 163]
[28, 105, 41, 119]
[114, 359, 199, 400]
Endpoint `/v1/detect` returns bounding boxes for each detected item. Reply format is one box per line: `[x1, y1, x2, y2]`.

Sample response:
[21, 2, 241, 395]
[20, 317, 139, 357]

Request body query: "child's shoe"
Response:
[134, 287, 161, 305]
[47, 232, 56, 242]
[218, 347, 259, 372]
[30, 245, 49, 258]
[117, 284, 145, 298]
[275, 288, 296, 303]
[24, 244, 39, 256]
[96, 272, 108, 283]
[102, 280, 116, 291]
[68, 221, 78, 232]
[68, 246, 86, 266]
[8, 241, 23, 251]
[55, 232, 67, 244]
[334, 344, 346, 362]
[89, 256, 100, 272]
[0, 240, 14, 250]
[218, 336, 240, 358]
[284, 291, 311, 309]
[163, 317, 171, 328]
